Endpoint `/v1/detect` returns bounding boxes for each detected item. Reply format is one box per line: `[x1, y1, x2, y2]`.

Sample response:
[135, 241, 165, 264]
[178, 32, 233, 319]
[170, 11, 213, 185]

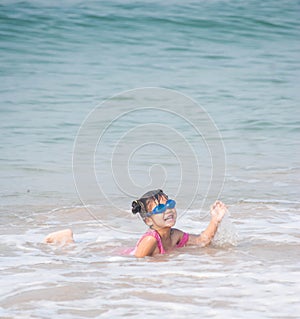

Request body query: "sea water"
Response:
[0, 0, 300, 318]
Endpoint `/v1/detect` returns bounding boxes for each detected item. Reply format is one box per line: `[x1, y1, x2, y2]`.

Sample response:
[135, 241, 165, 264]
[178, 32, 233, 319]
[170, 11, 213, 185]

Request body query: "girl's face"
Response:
[146, 196, 177, 229]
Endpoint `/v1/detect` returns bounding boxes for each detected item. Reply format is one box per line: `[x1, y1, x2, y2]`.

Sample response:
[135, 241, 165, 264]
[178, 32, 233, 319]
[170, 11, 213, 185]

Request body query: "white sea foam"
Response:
[212, 211, 239, 247]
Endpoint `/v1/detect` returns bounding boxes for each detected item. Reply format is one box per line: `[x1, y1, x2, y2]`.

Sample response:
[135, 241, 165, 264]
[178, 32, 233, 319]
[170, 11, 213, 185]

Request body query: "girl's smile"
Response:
[163, 211, 176, 222]
[150, 208, 177, 229]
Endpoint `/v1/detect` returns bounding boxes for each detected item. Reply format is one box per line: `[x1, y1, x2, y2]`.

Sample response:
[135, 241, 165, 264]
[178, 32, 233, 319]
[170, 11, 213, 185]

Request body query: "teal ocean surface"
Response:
[0, 1, 300, 318]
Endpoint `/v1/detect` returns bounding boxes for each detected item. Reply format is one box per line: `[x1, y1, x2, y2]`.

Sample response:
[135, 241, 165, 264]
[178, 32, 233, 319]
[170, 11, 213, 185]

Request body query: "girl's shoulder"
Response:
[171, 228, 185, 237]
[135, 230, 162, 257]
[171, 228, 189, 247]
[137, 229, 158, 244]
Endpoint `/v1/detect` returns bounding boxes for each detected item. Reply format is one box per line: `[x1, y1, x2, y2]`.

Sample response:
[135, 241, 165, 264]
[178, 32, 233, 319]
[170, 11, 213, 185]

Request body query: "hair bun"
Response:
[131, 200, 141, 215]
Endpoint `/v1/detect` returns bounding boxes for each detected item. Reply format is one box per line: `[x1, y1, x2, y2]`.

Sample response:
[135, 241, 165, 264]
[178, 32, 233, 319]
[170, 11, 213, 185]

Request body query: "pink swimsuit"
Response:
[135, 229, 189, 254]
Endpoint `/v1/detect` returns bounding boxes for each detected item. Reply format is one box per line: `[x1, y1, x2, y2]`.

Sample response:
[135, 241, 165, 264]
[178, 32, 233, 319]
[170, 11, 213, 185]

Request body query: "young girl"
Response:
[131, 189, 226, 257]
[44, 189, 227, 258]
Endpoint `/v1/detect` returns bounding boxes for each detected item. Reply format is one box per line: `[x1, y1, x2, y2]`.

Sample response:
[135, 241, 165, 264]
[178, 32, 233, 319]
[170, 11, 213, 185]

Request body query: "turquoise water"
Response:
[1, 0, 300, 207]
[0, 1, 300, 318]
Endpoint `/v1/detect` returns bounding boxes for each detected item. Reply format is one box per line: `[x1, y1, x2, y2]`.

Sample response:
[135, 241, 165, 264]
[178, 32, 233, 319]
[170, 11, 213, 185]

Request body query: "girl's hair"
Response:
[131, 189, 168, 219]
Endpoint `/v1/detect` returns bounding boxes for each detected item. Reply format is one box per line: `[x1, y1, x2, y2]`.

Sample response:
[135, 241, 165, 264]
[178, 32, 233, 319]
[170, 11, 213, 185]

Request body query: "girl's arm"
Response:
[187, 218, 220, 247]
[134, 235, 157, 258]
[187, 201, 226, 247]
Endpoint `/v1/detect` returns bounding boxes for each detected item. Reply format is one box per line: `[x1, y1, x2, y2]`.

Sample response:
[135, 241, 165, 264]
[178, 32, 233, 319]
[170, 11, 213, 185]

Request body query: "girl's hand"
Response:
[210, 200, 227, 224]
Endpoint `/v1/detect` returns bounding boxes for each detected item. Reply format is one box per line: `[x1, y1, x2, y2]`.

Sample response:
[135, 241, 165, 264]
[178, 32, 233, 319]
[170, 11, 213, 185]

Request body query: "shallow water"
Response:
[1, 0, 300, 318]
[1, 202, 299, 318]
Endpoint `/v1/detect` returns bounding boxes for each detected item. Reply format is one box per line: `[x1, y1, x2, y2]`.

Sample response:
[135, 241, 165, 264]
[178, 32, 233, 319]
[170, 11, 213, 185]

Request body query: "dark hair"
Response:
[131, 189, 168, 219]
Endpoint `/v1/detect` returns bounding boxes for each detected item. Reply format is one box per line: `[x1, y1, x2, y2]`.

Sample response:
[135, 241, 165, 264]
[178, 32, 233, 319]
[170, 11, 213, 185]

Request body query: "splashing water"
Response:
[212, 210, 238, 247]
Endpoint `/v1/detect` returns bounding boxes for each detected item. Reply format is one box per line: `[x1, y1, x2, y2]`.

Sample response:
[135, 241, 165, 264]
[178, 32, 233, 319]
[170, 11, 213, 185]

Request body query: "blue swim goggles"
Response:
[146, 199, 176, 217]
